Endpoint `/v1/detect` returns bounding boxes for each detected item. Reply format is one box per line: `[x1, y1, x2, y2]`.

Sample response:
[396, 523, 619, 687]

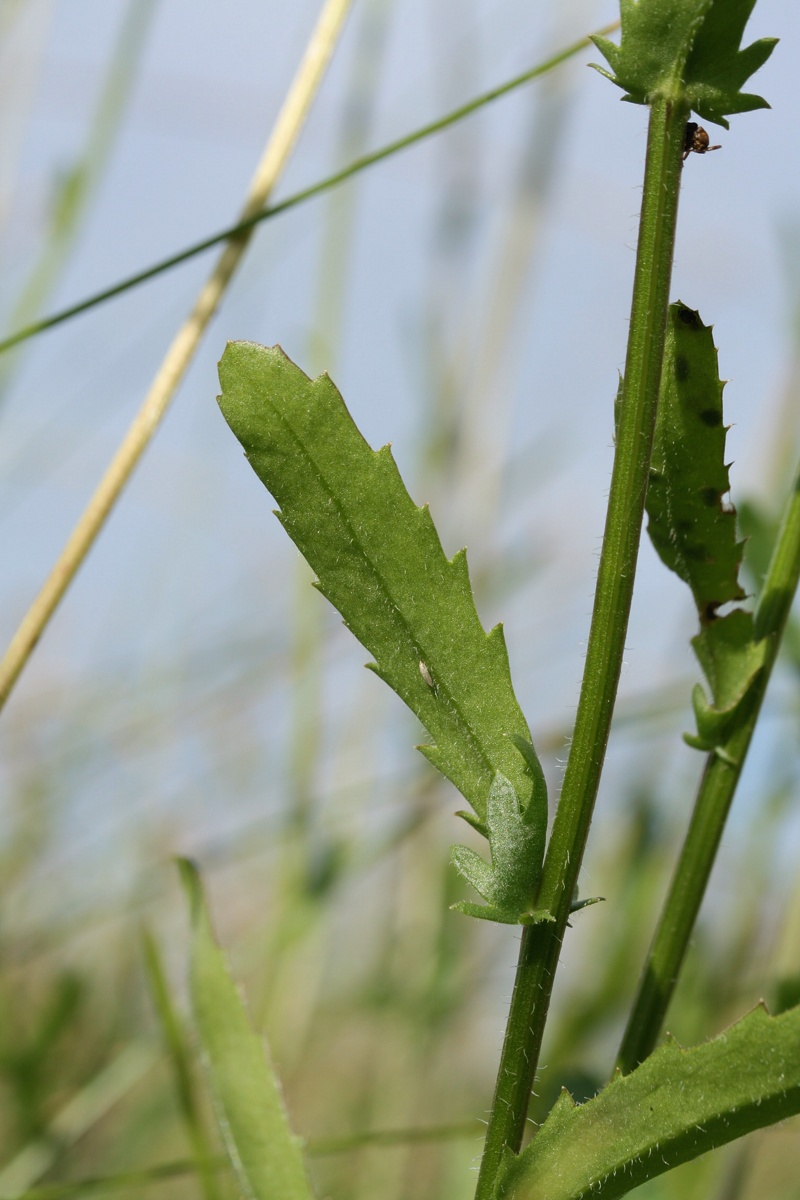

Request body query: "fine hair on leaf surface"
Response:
[497, 1002, 800, 1200]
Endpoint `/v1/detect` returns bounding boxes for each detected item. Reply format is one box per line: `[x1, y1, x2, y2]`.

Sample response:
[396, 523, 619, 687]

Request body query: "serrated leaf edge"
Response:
[497, 1001, 800, 1200]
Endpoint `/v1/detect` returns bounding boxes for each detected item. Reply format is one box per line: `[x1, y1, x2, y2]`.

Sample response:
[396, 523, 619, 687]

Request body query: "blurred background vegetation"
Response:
[0, 1, 798, 1197]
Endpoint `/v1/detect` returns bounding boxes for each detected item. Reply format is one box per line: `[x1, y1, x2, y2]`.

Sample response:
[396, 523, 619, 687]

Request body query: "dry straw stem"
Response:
[0, 0, 354, 712]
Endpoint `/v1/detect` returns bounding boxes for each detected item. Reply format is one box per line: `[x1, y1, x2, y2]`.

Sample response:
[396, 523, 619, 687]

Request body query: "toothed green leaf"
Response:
[644, 303, 769, 750]
[591, 0, 776, 128]
[451, 844, 496, 904]
[506, 733, 548, 828]
[497, 1002, 800, 1200]
[450, 768, 550, 924]
[483, 773, 545, 904]
[685, 609, 767, 751]
[646, 302, 745, 619]
[217, 342, 537, 822]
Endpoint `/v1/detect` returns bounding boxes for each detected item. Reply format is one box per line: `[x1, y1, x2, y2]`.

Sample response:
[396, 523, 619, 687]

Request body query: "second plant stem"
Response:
[474, 95, 690, 1200]
[617, 460, 800, 1073]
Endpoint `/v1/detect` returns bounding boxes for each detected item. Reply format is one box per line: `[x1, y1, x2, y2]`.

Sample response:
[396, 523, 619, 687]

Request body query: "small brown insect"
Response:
[682, 122, 721, 161]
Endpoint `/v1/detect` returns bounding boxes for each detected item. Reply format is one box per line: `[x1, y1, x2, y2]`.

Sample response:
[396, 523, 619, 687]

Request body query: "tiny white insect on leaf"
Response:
[419, 660, 435, 689]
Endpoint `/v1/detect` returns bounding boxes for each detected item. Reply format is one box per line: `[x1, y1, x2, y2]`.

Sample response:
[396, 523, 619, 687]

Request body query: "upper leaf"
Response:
[643, 302, 768, 750]
[591, 0, 776, 128]
[217, 342, 535, 823]
[496, 1002, 800, 1200]
[646, 302, 744, 621]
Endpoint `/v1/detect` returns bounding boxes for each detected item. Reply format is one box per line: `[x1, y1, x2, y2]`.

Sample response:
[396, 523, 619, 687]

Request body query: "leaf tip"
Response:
[456, 809, 487, 836]
[175, 856, 202, 919]
[588, 61, 616, 84]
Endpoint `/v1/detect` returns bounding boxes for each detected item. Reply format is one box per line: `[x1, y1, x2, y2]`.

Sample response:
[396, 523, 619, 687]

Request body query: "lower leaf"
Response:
[496, 1002, 800, 1200]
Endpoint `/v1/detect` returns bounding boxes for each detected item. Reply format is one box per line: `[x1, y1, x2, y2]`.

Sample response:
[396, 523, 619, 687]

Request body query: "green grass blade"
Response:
[9, 1158, 227, 1199]
[0, 0, 158, 402]
[141, 929, 222, 1200]
[217, 342, 534, 822]
[0, 22, 619, 358]
[177, 859, 314, 1200]
[0, 1042, 159, 1198]
[8, 1124, 483, 1197]
[497, 1002, 800, 1200]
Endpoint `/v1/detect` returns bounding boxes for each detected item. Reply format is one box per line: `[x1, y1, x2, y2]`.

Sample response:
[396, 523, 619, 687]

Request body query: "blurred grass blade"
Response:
[141, 929, 222, 1200]
[497, 1002, 800, 1200]
[9, 1124, 483, 1197]
[0, 1043, 159, 1198]
[217, 342, 535, 823]
[306, 1119, 482, 1155]
[10, 1158, 226, 1199]
[0, 21, 619, 358]
[177, 859, 315, 1200]
[0, 0, 353, 715]
[0, 0, 158, 403]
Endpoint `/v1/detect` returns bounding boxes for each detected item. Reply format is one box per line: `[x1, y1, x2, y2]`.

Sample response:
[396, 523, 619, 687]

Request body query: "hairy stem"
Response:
[617, 462, 800, 1074]
[474, 95, 689, 1199]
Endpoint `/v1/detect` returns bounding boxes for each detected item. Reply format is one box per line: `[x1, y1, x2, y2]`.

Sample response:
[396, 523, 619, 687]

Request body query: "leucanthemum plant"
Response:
[174, 3, 800, 1199]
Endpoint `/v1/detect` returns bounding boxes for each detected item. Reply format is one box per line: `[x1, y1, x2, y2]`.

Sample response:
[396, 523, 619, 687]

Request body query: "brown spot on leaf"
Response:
[677, 305, 702, 330]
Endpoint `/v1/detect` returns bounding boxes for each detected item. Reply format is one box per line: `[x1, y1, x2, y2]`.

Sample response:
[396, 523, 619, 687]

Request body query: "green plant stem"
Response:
[0, 22, 617, 359]
[474, 95, 689, 1200]
[617, 462, 800, 1074]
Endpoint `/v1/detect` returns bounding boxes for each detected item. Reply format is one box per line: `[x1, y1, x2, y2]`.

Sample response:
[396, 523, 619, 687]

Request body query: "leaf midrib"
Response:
[269, 397, 497, 783]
